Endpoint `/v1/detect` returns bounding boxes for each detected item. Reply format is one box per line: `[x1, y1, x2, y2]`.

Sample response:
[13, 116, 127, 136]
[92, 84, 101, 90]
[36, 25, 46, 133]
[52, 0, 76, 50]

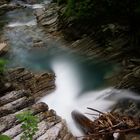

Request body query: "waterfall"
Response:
[4, 0, 140, 137]
[40, 58, 140, 136]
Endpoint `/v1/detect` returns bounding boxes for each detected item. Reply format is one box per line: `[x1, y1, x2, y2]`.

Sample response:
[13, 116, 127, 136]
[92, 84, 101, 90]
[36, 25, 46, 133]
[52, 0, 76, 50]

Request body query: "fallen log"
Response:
[72, 109, 140, 140]
[71, 110, 95, 134]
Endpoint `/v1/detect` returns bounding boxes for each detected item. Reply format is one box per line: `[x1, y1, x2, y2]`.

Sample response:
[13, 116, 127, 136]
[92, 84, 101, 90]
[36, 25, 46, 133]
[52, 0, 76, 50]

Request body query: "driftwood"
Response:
[72, 108, 140, 140]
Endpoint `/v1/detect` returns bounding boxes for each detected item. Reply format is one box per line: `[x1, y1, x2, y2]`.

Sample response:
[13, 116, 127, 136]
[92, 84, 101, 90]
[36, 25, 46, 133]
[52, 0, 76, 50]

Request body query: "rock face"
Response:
[0, 0, 10, 5]
[0, 68, 76, 140]
[116, 64, 140, 92]
[0, 42, 8, 56]
[35, 3, 59, 33]
[6, 67, 55, 100]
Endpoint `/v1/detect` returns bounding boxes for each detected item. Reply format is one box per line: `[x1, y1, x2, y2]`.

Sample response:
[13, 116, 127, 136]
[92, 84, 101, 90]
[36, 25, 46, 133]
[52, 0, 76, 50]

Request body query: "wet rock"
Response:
[35, 3, 58, 33]
[0, 89, 75, 139]
[0, 96, 34, 117]
[0, 3, 25, 11]
[116, 66, 140, 92]
[130, 59, 140, 65]
[133, 67, 140, 78]
[0, 0, 10, 5]
[0, 102, 48, 133]
[0, 90, 29, 106]
[0, 82, 13, 96]
[0, 42, 8, 56]
[6, 68, 55, 100]
[33, 40, 44, 48]
[0, 67, 75, 139]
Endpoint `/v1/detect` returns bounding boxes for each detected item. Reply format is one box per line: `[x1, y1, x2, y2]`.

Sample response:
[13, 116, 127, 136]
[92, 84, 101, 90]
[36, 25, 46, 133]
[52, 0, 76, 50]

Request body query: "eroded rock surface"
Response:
[0, 0, 10, 5]
[0, 68, 75, 140]
[0, 42, 8, 56]
[6, 67, 55, 100]
[34, 3, 59, 36]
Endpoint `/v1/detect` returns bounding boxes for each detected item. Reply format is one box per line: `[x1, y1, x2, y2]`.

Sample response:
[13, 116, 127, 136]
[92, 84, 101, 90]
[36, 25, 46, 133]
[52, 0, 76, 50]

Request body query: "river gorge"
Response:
[1, 0, 140, 139]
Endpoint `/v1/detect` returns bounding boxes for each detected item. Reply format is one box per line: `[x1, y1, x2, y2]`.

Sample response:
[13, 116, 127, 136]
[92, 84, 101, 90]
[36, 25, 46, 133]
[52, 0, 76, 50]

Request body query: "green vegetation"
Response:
[62, 0, 140, 23]
[58, 0, 140, 47]
[16, 111, 39, 140]
[0, 135, 11, 140]
[0, 59, 7, 75]
[65, 0, 75, 17]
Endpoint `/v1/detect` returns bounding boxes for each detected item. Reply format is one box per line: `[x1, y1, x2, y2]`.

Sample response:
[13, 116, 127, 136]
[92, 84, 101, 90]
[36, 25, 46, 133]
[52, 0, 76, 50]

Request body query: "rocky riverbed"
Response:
[0, 68, 75, 140]
[35, 1, 140, 93]
[1, 0, 140, 139]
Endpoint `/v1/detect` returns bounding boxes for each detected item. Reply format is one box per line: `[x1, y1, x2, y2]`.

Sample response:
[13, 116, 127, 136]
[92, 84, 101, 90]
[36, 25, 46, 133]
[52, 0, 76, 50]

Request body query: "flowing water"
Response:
[1, 0, 140, 136]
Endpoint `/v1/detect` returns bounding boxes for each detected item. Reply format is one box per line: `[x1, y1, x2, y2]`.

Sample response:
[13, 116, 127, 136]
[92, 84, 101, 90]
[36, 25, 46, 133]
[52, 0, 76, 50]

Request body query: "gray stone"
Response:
[0, 42, 8, 56]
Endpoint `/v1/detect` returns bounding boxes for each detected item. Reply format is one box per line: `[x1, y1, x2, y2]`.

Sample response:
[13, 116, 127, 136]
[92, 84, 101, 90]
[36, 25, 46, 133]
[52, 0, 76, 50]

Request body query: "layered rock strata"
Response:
[0, 68, 75, 140]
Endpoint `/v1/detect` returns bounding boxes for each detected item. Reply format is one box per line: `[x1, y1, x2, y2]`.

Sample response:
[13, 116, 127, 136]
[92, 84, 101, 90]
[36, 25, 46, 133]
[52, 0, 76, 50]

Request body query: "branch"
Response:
[87, 107, 104, 115]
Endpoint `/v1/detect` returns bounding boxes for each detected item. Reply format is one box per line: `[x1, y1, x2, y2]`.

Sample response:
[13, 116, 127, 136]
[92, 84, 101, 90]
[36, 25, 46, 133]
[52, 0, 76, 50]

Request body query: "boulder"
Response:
[0, 42, 8, 56]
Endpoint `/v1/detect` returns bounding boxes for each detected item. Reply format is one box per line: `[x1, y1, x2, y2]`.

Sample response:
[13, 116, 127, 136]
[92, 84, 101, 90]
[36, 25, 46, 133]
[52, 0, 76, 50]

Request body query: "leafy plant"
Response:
[16, 111, 39, 140]
[0, 135, 11, 140]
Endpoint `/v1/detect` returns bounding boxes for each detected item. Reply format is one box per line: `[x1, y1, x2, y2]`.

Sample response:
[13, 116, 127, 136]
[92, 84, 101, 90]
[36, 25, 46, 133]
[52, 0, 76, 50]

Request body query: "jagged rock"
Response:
[0, 95, 75, 140]
[0, 67, 75, 139]
[0, 42, 8, 56]
[6, 68, 55, 100]
[0, 102, 48, 133]
[0, 114, 17, 133]
[116, 66, 140, 92]
[130, 59, 140, 65]
[133, 67, 140, 78]
[0, 3, 24, 11]
[35, 3, 58, 33]
[33, 40, 44, 48]
[0, 0, 10, 5]
[0, 82, 13, 95]
[0, 90, 29, 106]
[0, 96, 34, 117]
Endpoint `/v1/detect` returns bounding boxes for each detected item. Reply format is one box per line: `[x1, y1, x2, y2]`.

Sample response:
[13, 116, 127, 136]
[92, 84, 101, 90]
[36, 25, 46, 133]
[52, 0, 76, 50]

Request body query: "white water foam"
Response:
[23, 4, 44, 9]
[39, 53, 140, 136]
[32, 4, 44, 9]
[7, 20, 36, 27]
